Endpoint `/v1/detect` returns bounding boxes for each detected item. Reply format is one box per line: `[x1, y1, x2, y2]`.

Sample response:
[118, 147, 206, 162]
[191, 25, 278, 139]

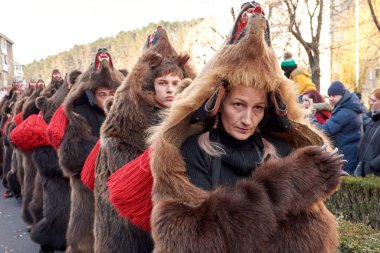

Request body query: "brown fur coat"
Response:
[94, 27, 196, 253]
[30, 70, 81, 251]
[58, 55, 123, 253]
[149, 6, 343, 253]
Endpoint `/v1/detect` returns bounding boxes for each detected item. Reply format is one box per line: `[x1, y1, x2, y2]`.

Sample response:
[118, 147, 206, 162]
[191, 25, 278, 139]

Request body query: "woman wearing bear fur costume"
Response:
[148, 2, 347, 252]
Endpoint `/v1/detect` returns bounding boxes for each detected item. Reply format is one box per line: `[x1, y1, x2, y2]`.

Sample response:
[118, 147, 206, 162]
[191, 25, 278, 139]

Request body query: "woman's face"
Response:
[370, 94, 380, 111]
[154, 73, 181, 108]
[221, 86, 266, 141]
[302, 94, 311, 109]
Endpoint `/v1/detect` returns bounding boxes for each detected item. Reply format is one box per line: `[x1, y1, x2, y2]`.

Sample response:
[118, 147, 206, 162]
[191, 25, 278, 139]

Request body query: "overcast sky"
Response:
[1, 0, 244, 64]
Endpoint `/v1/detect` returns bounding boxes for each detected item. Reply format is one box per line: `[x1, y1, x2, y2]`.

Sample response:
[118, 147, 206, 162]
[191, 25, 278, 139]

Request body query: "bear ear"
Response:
[68, 70, 82, 86]
[149, 53, 163, 69]
[177, 53, 191, 67]
[103, 96, 114, 115]
[35, 96, 48, 111]
[118, 69, 129, 77]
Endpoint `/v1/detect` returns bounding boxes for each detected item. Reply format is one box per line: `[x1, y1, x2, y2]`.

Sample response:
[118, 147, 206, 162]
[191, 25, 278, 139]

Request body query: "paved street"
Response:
[0, 183, 40, 253]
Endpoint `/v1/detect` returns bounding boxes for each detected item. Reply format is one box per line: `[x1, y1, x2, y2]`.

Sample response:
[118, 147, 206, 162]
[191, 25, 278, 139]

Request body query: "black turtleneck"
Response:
[181, 123, 265, 191]
[371, 109, 380, 121]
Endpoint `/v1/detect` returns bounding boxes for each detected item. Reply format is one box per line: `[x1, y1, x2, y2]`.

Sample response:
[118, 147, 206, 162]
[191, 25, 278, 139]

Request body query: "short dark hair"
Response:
[152, 60, 184, 80]
[145, 58, 184, 91]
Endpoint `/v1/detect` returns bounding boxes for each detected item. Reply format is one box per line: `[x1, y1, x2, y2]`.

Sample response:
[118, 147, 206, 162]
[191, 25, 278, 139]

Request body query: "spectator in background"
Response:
[353, 91, 371, 130]
[0, 88, 6, 98]
[280, 51, 316, 95]
[302, 89, 331, 125]
[356, 88, 380, 176]
[322, 81, 363, 174]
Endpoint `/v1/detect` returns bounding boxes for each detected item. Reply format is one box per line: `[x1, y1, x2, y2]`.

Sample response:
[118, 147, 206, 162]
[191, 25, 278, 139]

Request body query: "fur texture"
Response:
[58, 57, 123, 253]
[149, 11, 340, 253]
[16, 84, 48, 226]
[5, 87, 38, 197]
[30, 70, 81, 251]
[1, 93, 18, 189]
[30, 147, 70, 251]
[94, 27, 196, 253]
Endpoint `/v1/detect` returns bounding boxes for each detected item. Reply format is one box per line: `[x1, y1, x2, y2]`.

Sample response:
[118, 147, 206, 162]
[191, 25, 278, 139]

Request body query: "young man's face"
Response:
[154, 73, 181, 108]
[94, 87, 115, 111]
[328, 94, 342, 108]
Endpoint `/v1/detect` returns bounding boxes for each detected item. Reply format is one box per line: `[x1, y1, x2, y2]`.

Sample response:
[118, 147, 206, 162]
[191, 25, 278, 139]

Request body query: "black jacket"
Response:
[357, 110, 380, 176]
[181, 123, 292, 191]
[73, 91, 105, 138]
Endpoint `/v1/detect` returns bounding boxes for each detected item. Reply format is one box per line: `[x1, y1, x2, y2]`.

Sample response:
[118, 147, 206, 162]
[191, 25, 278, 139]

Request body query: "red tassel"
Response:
[2, 115, 12, 135]
[10, 112, 49, 152]
[81, 140, 101, 191]
[47, 105, 68, 150]
[107, 147, 153, 232]
[13, 112, 24, 126]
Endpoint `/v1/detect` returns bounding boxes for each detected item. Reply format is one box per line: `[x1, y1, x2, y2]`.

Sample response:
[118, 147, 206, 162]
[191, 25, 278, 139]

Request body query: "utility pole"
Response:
[355, 0, 360, 90]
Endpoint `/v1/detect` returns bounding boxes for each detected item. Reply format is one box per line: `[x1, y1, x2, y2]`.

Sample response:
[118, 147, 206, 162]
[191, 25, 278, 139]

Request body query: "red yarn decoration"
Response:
[46, 105, 68, 150]
[107, 147, 153, 232]
[81, 140, 101, 191]
[10, 112, 49, 152]
[13, 112, 24, 126]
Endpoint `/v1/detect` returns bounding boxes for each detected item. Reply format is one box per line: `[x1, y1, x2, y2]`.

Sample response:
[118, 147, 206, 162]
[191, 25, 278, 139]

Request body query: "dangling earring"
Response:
[213, 114, 220, 129]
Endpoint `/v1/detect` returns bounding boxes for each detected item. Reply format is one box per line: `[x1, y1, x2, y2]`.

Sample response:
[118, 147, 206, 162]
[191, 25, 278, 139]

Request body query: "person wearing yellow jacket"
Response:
[281, 52, 316, 95]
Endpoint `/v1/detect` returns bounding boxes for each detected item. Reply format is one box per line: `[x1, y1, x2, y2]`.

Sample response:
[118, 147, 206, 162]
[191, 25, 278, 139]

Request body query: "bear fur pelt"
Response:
[148, 4, 343, 253]
[17, 84, 46, 225]
[30, 70, 81, 252]
[93, 26, 196, 253]
[1, 92, 18, 189]
[58, 54, 123, 253]
[0, 90, 18, 180]
[5, 86, 36, 197]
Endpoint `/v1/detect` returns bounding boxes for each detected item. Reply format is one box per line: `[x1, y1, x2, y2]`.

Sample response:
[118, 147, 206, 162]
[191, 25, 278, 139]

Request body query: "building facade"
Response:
[330, 0, 380, 97]
[0, 33, 14, 88]
[13, 61, 24, 82]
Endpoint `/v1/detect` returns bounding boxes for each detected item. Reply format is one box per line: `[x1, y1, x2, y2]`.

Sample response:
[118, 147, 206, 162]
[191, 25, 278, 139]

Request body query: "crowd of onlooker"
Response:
[282, 52, 380, 177]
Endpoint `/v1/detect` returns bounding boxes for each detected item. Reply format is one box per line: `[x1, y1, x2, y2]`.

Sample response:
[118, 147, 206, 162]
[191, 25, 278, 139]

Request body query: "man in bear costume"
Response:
[93, 26, 196, 253]
[0, 86, 19, 188]
[2, 86, 31, 198]
[4, 82, 42, 200]
[22, 75, 63, 227]
[148, 2, 346, 252]
[58, 49, 124, 253]
[15, 75, 64, 228]
[29, 70, 81, 253]
[9, 82, 46, 226]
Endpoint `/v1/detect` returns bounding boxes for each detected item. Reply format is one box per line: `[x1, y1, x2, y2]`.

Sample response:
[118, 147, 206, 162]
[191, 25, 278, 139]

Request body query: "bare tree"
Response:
[283, 0, 324, 90]
[265, 1, 293, 55]
[367, 0, 380, 34]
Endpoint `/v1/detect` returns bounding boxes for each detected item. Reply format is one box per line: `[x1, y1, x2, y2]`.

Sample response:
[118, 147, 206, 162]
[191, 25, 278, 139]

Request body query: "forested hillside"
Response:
[24, 18, 219, 81]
